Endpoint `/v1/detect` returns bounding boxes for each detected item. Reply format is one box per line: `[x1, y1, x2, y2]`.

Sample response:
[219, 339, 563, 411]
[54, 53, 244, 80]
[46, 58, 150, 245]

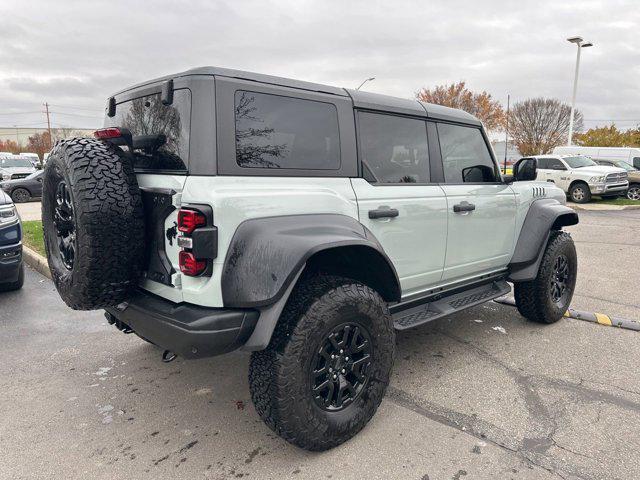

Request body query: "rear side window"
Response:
[357, 112, 429, 183]
[106, 89, 191, 171]
[234, 91, 340, 170]
[437, 124, 497, 183]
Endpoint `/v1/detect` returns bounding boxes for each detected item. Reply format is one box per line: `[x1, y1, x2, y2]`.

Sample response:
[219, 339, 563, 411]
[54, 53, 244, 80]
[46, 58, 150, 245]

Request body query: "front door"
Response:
[351, 111, 447, 299]
[436, 123, 517, 282]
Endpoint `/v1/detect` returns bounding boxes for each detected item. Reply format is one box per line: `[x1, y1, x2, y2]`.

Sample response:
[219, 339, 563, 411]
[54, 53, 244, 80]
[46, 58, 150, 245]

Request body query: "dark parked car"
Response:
[0, 170, 43, 203]
[0, 191, 23, 291]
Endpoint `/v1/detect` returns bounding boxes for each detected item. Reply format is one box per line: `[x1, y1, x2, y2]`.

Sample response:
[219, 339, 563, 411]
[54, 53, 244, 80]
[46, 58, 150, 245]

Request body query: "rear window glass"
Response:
[234, 90, 340, 170]
[106, 89, 191, 171]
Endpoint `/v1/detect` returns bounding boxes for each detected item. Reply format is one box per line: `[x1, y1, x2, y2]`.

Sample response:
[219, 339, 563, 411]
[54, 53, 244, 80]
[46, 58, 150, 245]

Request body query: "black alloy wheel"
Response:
[310, 322, 372, 411]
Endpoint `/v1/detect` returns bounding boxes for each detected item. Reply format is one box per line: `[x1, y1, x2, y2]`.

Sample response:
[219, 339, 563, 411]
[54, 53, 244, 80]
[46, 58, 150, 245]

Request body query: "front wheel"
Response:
[11, 188, 31, 203]
[248, 274, 395, 451]
[627, 184, 640, 201]
[514, 231, 577, 324]
[569, 182, 591, 203]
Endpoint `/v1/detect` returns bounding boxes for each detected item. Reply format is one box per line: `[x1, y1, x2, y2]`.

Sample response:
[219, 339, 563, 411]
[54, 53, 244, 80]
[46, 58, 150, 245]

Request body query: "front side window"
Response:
[234, 91, 340, 170]
[564, 155, 597, 168]
[437, 124, 497, 183]
[547, 158, 566, 170]
[537, 158, 549, 169]
[106, 89, 191, 171]
[358, 112, 429, 183]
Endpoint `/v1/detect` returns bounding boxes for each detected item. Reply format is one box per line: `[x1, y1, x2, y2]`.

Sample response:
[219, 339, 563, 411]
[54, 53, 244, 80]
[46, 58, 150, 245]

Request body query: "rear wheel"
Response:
[569, 182, 591, 203]
[627, 184, 640, 201]
[11, 188, 30, 203]
[514, 231, 577, 324]
[248, 274, 395, 451]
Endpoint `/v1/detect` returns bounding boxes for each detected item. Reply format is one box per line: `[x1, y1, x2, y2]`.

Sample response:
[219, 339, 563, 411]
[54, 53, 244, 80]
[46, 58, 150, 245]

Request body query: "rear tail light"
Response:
[179, 251, 207, 276]
[94, 127, 123, 139]
[178, 209, 207, 234]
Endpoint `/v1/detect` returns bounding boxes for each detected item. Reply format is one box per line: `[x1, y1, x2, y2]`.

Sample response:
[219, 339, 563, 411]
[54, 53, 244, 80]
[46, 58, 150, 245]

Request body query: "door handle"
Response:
[368, 207, 399, 219]
[453, 202, 475, 213]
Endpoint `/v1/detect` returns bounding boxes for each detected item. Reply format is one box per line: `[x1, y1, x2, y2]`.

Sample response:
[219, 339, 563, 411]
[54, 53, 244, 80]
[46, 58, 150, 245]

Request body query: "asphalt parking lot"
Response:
[1, 209, 639, 480]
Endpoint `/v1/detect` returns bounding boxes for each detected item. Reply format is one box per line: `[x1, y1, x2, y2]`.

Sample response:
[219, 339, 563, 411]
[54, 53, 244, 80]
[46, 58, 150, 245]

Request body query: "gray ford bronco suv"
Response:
[42, 67, 578, 451]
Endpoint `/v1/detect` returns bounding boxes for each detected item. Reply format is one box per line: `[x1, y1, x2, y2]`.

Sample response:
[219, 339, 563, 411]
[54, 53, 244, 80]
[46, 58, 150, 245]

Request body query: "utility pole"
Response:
[44, 102, 52, 149]
[503, 94, 510, 174]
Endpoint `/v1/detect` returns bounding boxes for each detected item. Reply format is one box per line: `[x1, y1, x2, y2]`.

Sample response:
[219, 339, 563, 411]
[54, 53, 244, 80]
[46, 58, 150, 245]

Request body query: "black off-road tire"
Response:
[248, 274, 395, 451]
[42, 138, 145, 310]
[514, 231, 577, 324]
[569, 182, 591, 203]
[0, 263, 24, 292]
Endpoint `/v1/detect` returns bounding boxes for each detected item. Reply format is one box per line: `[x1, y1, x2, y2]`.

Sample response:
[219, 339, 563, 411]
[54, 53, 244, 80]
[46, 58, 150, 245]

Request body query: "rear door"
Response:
[436, 123, 516, 282]
[351, 112, 447, 298]
[103, 76, 210, 302]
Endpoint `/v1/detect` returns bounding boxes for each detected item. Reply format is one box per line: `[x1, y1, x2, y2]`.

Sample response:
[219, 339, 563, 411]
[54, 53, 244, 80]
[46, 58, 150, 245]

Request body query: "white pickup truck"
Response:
[523, 154, 628, 203]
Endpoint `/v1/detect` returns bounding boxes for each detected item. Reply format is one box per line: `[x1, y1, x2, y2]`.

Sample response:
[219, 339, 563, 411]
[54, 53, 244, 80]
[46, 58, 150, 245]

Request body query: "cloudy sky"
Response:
[1, 0, 638, 133]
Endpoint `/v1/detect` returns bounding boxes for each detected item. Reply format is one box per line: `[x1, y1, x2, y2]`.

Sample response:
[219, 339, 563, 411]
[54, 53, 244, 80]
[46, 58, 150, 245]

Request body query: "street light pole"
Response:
[356, 77, 375, 90]
[567, 36, 593, 145]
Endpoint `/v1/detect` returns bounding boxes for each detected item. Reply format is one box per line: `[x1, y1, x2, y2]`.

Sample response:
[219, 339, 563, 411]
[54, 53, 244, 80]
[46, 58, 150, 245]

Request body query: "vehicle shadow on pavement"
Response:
[3, 271, 640, 479]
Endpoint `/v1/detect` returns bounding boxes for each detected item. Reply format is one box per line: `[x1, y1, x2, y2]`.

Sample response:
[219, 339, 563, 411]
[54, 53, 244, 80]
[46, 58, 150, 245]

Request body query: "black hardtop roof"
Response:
[111, 66, 481, 126]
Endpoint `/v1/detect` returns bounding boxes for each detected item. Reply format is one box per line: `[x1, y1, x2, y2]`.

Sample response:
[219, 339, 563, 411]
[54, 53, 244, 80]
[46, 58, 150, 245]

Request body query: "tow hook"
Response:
[162, 350, 177, 363]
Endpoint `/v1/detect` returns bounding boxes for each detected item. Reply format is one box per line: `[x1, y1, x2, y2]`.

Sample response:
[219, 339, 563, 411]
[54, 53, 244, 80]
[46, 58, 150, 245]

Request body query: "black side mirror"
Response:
[513, 158, 537, 181]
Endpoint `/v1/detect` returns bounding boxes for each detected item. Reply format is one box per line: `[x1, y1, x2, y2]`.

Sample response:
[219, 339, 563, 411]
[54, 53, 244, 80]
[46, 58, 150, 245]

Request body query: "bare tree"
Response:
[507, 98, 583, 156]
[416, 81, 504, 131]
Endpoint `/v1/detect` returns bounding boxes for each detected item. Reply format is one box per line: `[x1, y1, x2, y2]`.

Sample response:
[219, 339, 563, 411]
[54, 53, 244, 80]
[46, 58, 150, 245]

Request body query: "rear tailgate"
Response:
[137, 175, 186, 303]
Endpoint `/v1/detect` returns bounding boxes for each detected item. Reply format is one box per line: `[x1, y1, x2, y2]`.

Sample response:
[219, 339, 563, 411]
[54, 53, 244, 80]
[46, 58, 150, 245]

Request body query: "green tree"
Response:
[574, 124, 640, 147]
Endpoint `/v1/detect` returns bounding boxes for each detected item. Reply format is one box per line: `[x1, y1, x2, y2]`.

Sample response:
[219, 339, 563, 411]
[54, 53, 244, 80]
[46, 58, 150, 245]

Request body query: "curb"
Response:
[567, 203, 640, 211]
[494, 297, 640, 332]
[22, 245, 52, 280]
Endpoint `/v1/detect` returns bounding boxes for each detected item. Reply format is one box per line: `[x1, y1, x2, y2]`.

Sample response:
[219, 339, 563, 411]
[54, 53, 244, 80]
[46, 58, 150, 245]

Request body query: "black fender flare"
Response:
[508, 199, 579, 282]
[221, 213, 400, 308]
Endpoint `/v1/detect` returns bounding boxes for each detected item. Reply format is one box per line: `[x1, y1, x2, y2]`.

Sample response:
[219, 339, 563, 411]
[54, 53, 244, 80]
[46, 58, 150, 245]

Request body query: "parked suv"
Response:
[0, 155, 36, 182]
[0, 191, 24, 291]
[524, 154, 628, 203]
[42, 67, 579, 451]
[592, 159, 640, 201]
[0, 170, 43, 203]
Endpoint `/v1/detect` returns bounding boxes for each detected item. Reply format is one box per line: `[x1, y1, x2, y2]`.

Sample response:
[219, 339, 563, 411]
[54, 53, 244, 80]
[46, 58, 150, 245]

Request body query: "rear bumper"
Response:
[105, 290, 259, 359]
[0, 242, 22, 284]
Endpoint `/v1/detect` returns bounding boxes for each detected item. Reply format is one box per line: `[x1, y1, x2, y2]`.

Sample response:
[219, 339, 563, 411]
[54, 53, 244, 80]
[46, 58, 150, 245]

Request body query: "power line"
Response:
[49, 111, 103, 119]
[48, 103, 103, 112]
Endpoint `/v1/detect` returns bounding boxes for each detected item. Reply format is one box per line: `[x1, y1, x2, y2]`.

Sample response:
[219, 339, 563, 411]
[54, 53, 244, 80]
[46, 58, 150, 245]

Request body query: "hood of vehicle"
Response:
[569, 165, 626, 176]
[0, 190, 12, 205]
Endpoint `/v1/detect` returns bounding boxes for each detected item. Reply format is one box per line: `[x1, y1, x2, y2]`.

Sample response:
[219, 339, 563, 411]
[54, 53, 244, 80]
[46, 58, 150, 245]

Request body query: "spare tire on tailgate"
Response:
[42, 137, 145, 310]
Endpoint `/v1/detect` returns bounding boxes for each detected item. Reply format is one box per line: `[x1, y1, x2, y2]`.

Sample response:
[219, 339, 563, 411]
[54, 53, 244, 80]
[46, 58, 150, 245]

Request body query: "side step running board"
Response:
[392, 280, 511, 330]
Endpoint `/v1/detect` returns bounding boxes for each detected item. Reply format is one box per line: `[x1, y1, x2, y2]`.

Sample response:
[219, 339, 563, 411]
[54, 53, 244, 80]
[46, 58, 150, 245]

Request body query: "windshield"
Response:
[0, 157, 33, 168]
[617, 161, 638, 171]
[564, 156, 596, 168]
